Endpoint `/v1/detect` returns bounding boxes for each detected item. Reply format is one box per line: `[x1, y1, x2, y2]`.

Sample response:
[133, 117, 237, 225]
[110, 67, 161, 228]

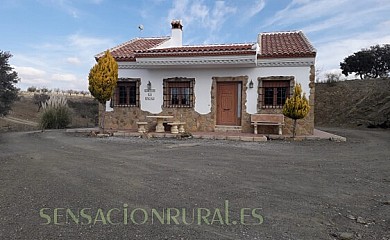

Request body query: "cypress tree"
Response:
[88, 50, 118, 131]
[282, 83, 310, 137]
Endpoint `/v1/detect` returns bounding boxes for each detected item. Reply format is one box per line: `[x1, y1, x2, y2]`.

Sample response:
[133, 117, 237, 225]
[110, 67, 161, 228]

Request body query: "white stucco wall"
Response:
[118, 64, 312, 115]
[105, 100, 113, 112]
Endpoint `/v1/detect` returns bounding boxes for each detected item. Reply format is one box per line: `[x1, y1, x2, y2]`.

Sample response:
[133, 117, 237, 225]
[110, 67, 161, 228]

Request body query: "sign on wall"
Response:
[144, 81, 155, 101]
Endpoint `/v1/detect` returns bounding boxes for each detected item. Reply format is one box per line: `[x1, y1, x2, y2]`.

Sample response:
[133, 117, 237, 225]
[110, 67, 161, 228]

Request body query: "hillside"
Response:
[315, 78, 390, 128]
[0, 93, 98, 132]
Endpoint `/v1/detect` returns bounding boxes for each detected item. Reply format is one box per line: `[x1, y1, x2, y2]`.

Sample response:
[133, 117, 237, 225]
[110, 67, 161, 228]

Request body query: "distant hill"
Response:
[315, 78, 390, 128]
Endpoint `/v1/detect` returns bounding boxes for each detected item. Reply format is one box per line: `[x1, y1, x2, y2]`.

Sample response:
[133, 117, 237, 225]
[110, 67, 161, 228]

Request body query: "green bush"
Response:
[39, 96, 72, 129]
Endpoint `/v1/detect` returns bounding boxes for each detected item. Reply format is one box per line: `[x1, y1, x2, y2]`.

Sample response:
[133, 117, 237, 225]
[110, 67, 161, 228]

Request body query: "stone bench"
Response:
[167, 122, 186, 134]
[136, 122, 148, 133]
[251, 114, 284, 135]
[178, 122, 186, 133]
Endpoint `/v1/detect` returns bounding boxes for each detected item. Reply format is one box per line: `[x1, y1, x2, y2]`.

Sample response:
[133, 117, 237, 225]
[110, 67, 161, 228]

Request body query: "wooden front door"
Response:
[217, 82, 240, 125]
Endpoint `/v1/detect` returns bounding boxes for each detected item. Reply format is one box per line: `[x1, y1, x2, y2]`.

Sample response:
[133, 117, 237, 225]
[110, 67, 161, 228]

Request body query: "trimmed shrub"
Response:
[39, 96, 72, 129]
[282, 83, 310, 137]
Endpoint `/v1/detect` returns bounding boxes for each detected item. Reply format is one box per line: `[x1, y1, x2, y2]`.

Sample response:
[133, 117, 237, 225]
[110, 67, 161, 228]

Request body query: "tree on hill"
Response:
[41, 87, 49, 93]
[27, 86, 37, 92]
[88, 50, 118, 131]
[323, 72, 344, 83]
[340, 44, 390, 79]
[282, 83, 310, 138]
[0, 51, 19, 116]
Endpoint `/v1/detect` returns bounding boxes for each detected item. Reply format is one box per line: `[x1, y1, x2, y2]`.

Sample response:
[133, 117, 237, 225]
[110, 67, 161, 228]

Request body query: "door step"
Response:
[214, 125, 242, 133]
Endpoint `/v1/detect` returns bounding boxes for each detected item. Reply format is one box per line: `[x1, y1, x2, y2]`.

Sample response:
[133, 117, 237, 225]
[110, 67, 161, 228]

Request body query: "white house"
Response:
[96, 20, 316, 135]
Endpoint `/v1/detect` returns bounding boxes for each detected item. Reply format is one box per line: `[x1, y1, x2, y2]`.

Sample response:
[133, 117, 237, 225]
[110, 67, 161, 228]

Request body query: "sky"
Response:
[1, 0, 390, 91]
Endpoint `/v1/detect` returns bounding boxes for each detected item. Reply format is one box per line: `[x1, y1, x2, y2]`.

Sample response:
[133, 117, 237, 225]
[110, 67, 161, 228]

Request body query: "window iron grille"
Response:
[259, 80, 291, 108]
[163, 78, 194, 108]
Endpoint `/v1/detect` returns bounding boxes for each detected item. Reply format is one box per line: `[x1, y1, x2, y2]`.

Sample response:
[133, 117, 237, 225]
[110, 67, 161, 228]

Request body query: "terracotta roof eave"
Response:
[257, 53, 316, 59]
[113, 54, 316, 61]
[114, 57, 136, 61]
[135, 51, 256, 58]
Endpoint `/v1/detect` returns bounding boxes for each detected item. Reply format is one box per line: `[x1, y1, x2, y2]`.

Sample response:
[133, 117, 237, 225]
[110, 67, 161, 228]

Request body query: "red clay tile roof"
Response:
[259, 31, 316, 58]
[96, 37, 170, 61]
[98, 31, 315, 61]
[134, 44, 255, 58]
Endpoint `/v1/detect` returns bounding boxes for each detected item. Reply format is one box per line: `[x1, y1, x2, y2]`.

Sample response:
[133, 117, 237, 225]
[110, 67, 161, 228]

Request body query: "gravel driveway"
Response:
[0, 128, 389, 240]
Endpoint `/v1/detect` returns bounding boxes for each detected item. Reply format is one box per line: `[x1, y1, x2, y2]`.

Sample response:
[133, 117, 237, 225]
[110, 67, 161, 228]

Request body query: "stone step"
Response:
[214, 125, 242, 133]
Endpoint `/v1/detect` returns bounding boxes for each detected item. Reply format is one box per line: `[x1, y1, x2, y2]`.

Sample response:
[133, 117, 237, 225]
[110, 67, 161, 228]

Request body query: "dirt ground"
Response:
[0, 128, 389, 240]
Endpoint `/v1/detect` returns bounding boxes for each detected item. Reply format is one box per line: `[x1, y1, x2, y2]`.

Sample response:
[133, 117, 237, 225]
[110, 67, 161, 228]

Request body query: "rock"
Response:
[339, 232, 354, 240]
[356, 216, 366, 224]
[347, 214, 356, 220]
[330, 136, 347, 142]
[382, 200, 390, 205]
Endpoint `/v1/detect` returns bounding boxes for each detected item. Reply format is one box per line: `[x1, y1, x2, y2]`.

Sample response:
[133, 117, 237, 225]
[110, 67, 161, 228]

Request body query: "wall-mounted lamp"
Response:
[249, 79, 254, 89]
[147, 81, 152, 90]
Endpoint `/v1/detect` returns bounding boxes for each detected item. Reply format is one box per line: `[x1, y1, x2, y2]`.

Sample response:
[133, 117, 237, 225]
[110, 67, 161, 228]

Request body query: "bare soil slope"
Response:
[0, 94, 98, 132]
[315, 78, 390, 128]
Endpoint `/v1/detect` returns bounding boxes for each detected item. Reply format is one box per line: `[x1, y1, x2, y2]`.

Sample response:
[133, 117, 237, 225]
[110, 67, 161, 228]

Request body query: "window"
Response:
[111, 79, 140, 107]
[259, 80, 291, 108]
[163, 78, 194, 108]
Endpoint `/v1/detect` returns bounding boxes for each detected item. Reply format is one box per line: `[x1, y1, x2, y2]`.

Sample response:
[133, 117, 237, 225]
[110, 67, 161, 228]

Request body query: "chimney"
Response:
[170, 20, 183, 47]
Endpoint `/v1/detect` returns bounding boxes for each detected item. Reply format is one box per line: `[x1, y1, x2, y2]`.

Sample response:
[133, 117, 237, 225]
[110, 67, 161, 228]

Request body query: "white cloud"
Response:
[68, 34, 112, 49]
[263, 0, 390, 32]
[247, 0, 266, 19]
[66, 57, 81, 65]
[208, 1, 236, 32]
[10, 33, 113, 91]
[303, 4, 390, 34]
[37, 43, 66, 51]
[38, 0, 80, 18]
[315, 33, 390, 79]
[12, 54, 49, 69]
[190, 1, 209, 23]
[14, 66, 46, 77]
[167, 0, 236, 43]
[263, 0, 348, 27]
[13, 66, 50, 85]
[167, 0, 207, 28]
[51, 73, 78, 82]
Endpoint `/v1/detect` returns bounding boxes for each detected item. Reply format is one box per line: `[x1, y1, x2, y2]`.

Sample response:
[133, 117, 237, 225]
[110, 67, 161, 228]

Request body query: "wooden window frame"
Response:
[258, 77, 294, 109]
[111, 78, 140, 107]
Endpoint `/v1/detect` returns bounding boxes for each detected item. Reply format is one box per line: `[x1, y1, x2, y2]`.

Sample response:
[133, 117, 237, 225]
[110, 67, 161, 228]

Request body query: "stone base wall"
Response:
[100, 105, 214, 132]
[100, 68, 315, 135]
[101, 105, 313, 135]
